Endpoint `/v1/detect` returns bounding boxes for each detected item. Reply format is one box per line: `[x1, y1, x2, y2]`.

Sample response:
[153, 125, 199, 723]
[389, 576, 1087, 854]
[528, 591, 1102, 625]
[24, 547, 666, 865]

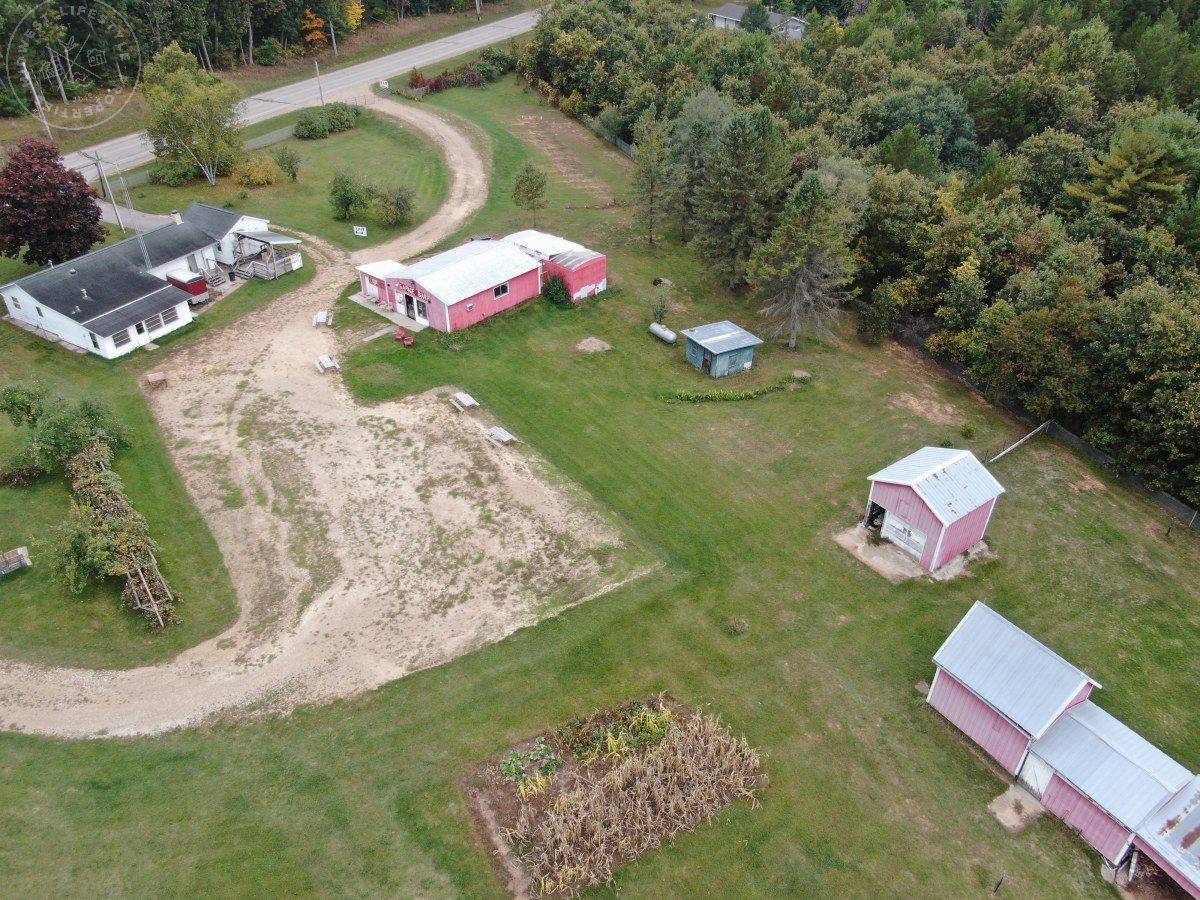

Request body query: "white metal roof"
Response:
[400, 241, 540, 306]
[680, 320, 763, 354]
[1031, 702, 1191, 830]
[933, 602, 1100, 738]
[1138, 775, 1200, 885]
[356, 260, 404, 279]
[870, 447, 1004, 525]
[502, 230, 584, 258]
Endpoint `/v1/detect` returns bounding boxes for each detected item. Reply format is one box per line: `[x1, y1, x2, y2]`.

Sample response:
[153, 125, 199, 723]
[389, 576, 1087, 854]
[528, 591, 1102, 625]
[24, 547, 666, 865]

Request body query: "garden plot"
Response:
[466, 696, 767, 897]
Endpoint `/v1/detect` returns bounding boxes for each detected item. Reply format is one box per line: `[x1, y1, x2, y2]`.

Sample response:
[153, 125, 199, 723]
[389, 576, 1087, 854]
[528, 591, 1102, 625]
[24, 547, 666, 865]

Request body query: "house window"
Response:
[135, 321, 146, 335]
[162, 306, 180, 325]
[141, 312, 166, 333]
[416, 299, 428, 321]
[9, 296, 19, 309]
[466, 303, 475, 311]
[89, 333, 99, 349]
[493, 282, 509, 299]
[112, 329, 132, 348]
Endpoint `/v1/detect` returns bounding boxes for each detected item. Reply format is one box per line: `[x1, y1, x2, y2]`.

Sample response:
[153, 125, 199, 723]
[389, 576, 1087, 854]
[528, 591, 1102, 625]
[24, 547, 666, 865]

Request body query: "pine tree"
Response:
[1065, 129, 1187, 220]
[632, 110, 672, 245]
[748, 174, 857, 349]
[0, 139, 106, 267]
[739, 1, 772, 34]
[692, 106, 790, 288]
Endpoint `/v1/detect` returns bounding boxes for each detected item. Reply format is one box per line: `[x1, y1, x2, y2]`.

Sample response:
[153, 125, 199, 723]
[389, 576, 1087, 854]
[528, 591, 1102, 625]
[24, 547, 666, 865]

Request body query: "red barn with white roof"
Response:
[502, 230, 607, 300]
[929, 602, 1100, 775]
[865, 446, 1004, 572]
[1136, 775, 1200, 898]
[356, 241, 541, 333]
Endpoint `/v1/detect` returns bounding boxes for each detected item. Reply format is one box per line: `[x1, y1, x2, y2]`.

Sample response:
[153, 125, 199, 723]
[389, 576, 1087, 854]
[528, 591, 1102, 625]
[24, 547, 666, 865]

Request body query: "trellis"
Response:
[65, 443, 177, 627]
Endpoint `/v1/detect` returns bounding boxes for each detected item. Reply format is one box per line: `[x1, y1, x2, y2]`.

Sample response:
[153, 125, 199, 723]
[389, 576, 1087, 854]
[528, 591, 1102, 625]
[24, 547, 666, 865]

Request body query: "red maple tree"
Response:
[0, 139, 107, 267]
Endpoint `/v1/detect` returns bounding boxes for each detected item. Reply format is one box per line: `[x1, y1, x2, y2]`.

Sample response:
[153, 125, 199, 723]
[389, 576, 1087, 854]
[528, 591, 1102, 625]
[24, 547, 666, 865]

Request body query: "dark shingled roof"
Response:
[84, 285, 191, 337]
[181, 202, 244, 242]
[7, 222, 215, 326]
[709, 2, 804, 27]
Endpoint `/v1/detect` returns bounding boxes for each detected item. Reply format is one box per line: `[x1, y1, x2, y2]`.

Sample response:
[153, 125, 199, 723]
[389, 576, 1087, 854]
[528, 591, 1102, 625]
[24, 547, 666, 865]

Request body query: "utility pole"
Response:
[80, 151, 126, 232]
[117, 173, 152, 268]
[18, 58, 53, 140]
[314, 60, 326, 105]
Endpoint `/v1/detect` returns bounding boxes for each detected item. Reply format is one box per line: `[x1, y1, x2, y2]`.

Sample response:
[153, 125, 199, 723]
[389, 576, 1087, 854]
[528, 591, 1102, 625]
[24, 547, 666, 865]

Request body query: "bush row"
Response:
[402, 45, 516, 95]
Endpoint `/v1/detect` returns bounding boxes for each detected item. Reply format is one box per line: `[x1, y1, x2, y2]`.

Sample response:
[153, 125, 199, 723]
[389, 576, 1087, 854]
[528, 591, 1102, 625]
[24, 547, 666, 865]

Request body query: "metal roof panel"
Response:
[871, 447, 1004, 524]
[1137, 775, 1200, 885]
[933, 602, 1097, 737]
[680, 320, 763, 354]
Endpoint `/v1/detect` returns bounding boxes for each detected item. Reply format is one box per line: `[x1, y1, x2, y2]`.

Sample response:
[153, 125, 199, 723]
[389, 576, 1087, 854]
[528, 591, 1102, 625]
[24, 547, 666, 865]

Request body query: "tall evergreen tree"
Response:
[632, 110, 672, 245]
[1065, 128, 1188, 221]
[748, 174, 857, 348]
[692, 106, 790, 288]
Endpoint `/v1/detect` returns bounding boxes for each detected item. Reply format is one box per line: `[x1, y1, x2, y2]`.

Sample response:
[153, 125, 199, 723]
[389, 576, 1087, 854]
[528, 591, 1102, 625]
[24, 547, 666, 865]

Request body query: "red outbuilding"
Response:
[356, 240, 542, 333]
[502, 230, 607, 301]
[928, 602, 1100, 775]
[865, 446, 1004, 572]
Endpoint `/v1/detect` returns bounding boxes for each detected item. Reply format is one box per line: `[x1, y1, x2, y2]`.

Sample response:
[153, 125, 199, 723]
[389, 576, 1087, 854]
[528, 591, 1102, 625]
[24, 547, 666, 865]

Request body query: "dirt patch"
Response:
[834, 525, 992, 582]
[0, 104, 649, 739]
[575, 336, 611, 353]
[1070, 473, 1106, 493]
[515, 113, 618, 204]
[988, 784, 1045, 833]
[464, 695, 766, 897]
[889, 391, 965, 426]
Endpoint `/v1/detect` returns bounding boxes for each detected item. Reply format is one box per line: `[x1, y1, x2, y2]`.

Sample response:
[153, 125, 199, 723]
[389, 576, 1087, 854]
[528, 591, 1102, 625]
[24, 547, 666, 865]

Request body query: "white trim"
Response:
[1033, 680, 1093, 740]
[931, 523, 946, 570]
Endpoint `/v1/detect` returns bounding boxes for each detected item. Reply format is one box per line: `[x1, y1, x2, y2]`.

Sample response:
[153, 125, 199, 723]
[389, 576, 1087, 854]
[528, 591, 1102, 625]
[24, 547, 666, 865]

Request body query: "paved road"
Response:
[63, 9, 539, 177]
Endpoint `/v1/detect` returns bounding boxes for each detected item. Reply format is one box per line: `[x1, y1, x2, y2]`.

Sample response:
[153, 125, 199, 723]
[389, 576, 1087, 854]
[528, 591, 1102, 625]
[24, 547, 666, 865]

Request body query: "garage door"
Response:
[882, 512, 927, 559]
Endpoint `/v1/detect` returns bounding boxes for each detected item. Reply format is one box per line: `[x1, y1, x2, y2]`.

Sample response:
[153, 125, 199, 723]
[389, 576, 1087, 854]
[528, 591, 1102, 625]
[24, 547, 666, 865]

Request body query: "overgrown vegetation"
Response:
[661, 373, 807, 403]
[0, 383, 177, 626]
[522, 0, 1200, 504]
[402, 44, 517, 95]
[294, 101, 361, 139]
[486, 699, 767, 896]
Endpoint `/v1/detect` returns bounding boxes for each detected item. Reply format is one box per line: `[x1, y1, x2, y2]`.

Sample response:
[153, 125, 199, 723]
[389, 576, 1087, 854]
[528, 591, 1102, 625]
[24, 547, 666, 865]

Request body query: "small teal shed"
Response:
[681, 321, 763, 378]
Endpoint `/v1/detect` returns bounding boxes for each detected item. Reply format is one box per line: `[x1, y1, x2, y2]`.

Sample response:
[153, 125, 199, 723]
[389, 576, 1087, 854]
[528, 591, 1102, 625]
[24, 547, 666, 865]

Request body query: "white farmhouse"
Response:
[0, 203, 301, 359]
[708, 2, 807, 40]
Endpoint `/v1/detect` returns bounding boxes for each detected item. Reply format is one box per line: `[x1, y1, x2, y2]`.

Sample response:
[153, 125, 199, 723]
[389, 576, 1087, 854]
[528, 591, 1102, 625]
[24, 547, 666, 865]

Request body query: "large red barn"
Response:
[866, 447, 1004, 572]
[928, 602, 1100, 775]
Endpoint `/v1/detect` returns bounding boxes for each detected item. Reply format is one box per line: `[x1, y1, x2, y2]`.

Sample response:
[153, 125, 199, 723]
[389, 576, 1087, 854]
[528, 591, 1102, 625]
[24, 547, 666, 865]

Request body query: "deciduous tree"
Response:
[0, 139, 105, 267]
[512, 162, 548, 224]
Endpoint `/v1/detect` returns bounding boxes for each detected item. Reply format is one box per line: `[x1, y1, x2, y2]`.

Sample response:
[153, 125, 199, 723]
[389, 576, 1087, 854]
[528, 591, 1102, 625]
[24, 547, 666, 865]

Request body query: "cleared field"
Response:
[0, 78, 1196, 897]
[126, 111, 449, 250]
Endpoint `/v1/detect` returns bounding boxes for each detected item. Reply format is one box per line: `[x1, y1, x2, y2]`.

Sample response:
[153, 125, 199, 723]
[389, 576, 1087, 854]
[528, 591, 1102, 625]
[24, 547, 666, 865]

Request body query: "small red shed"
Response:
[866, 446, 1004, 572]
[502, 230, 607, 301]
[929, 602, 1100, 775]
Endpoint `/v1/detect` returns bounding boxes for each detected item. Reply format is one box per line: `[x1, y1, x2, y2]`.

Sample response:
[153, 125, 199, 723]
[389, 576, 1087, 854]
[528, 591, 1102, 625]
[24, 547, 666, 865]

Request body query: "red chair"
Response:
[393, 327, 407, 342]
[402, 335, 415, 347]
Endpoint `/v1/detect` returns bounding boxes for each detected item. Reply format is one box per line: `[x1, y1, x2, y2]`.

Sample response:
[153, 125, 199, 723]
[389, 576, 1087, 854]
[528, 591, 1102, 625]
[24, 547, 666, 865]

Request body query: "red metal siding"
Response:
[869, 481, 945, 570]
[444, 267, 541, 332]
[1133, 839, 1200, 899]
[544, 255, 607, 300]
[928, 669, 1030, 774]
[934, 497, 997, 569]
[1066, 682, 1094, 711]
[1043, 775, 1134, 864]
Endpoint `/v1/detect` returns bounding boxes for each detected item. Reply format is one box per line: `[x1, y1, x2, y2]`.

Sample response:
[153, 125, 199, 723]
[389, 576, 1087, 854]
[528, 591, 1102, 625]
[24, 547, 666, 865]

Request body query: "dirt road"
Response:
[0, 100, 641, 740]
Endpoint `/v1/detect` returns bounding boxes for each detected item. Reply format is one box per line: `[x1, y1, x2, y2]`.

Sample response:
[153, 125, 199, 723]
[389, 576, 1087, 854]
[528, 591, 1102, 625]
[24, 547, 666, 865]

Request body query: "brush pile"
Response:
[473, 696, 767, 897]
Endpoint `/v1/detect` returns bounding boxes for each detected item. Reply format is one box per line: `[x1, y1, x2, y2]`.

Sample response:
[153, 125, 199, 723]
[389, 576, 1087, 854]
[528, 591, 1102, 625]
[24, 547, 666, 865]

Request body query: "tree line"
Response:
[520, 0, 1200, 506]
[1, 0, 507, 117]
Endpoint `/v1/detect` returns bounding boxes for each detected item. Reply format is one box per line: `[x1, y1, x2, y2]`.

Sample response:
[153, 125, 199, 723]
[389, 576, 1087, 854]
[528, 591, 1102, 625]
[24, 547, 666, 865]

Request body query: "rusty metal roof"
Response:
[1138, 775, 1200, 886]
[870, 447, 1004, 525]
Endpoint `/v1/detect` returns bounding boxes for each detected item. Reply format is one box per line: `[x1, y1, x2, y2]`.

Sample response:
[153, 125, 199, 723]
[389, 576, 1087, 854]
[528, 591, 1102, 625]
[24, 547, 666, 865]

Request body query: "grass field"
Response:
[0, 77, 1197, 897]
[0, 0, 539, 154]
[126, 112, 449, 250]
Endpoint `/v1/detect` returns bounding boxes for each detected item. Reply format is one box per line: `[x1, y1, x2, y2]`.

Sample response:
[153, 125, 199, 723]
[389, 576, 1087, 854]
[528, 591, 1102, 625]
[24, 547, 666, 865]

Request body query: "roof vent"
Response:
[80, 288, 89, 300]
[69, 267, 76, 275]
[170, 209, 182, 224]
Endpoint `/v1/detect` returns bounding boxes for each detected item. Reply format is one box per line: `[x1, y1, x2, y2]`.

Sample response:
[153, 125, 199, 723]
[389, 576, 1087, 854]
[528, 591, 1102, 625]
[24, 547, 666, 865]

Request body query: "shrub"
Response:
[858, 280, 902, 343]
[148, 158, 198, 186]
[0, 88, 27, 118]
[323, 101, 356, 133]
[256, 36, 282, 66]
[62, 80, 89, 100]
[661, 374, 805, 403]
[371, 184, 415, 226]
[273, 146, 303, 182]
[542, 275, 571, 307]
[234, 154, 280, 187]
[294, 108, 331, 140]
[959, 422, 977, 439]
[329, 169, 372, 220]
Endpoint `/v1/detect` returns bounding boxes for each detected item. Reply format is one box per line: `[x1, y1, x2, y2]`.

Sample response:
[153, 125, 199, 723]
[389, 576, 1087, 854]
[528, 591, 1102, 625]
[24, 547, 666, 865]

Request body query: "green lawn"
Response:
[0, 77, 1197, 897]
[126, 112, 449, 250]
[0, 327, 239, 668]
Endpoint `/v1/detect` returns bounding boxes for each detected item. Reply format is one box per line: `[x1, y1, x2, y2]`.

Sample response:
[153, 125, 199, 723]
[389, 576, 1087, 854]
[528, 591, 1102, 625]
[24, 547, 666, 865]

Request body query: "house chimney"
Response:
[170, 209, 182, 224]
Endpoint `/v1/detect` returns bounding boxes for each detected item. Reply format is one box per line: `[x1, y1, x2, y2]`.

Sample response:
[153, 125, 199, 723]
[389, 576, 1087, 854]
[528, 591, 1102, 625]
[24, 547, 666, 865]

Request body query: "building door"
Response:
[881, 512, 927, 559]
[365, 279, 379, 300]
[415, 298, 428, 325]
[187, 253, 200, 273]
[701, 350, 713, 373]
